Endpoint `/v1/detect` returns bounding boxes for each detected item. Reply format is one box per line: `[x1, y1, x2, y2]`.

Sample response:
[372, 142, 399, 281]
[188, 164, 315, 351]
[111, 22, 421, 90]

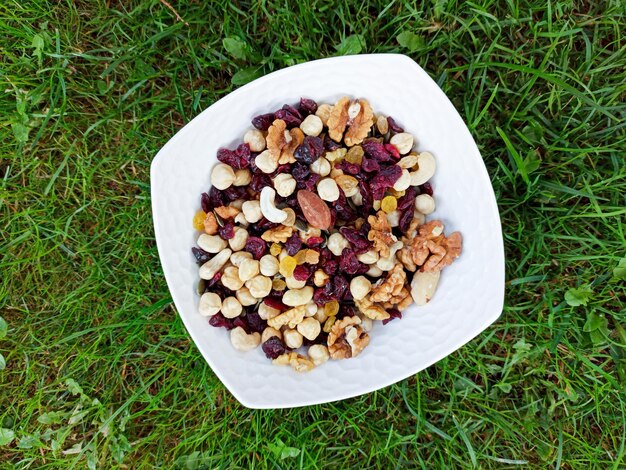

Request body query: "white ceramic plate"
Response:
[151, 54, 505, 409]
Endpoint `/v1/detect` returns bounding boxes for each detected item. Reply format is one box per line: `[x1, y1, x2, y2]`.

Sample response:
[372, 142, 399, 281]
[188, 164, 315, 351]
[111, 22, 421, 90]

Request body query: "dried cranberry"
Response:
[297, 173, 320, 192]
[284, 233, 302, 256]
[324, 133, 342, 151]
[399, 205, 415, 233]
[384, 143, 401, 160]
[306, 237, 324, 247]
[223, 185, 247, 202]
[324, 259, 338, 275]
[245, 236, 267, 259]
[273, 163, 291, 175]
[192, 247, 211, 264]
[208, 186, 227, 208]
[358, 181, 374, 211]
[233, 317, 248, 332]
[333, 274, 349, 298]
[255, 217, 280, 231]
[299, 98, 318, 115]
[331, 190, 355, 223]
[314, 284, 335, 305]
[370, 165, 402, 199]
[339, 249, 365, 275]
[262, 336, 287, 359]
[361, 155, 380, 173]
[275, 104, 302, 128]
[252, 112, 275, 131]
[250, 173, 272, 193]
[339, 227, 370, 253]
[200, 192, 211, 212]
[245, 311, 266, 333]
[208, 312, 232, 329]
[362, 139, 393, 163]
[387, 116, 404, 133]
[218, 221, 235, 239]
[293, 265, 311, 281]
[397, 187, 419, 210]
[263, 297, 287, 311]
[336, 161, 360, 175]
[338, 304, 358, 318]
[383, 308, 402, 325]
[206, 272, 222, 289]
[419, 182, 433, 196]
[290, 162, 310, 182]
[294, 136, 324, 164]
[217, 146, 249, 170]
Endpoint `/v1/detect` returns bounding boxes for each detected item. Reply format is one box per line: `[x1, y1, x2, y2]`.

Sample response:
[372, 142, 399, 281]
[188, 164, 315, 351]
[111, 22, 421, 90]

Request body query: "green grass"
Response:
[1, 0, 625, 467]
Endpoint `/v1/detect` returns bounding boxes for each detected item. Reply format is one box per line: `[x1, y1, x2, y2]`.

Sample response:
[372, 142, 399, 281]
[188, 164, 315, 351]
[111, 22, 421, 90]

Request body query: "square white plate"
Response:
[151, 54, 505, 409]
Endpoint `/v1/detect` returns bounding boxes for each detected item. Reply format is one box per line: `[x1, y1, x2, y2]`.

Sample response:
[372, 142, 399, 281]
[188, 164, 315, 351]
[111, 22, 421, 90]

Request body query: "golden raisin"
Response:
[270, 243, 282, 256]
[325, 300, 339, 317]
[193, 210, 206, 231]
[388, 188, 406, 198]
[323, 316, 337, 333]
[279, 256, 297, 277]
[272, 278, 287, 291]
[381, 196, 397, 214]
[345, 145, 364, 165]
[294, 250, 308, 265]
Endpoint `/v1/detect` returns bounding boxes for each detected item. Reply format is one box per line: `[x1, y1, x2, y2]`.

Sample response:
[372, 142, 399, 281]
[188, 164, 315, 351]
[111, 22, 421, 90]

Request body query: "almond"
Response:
[297, 190, 331, 230]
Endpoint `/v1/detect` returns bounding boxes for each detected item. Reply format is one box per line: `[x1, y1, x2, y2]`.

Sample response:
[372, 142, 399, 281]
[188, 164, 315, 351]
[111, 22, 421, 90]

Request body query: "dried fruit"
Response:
[252, 112, 276, 131]
[262, 336, 287, 359]
[299, 97, 318, 115]
[193, 210, 207, 231]
[370, 165, 403, 200]
[325, 300, 339, 317]
[284, 232, 303, 256]
[244, 236, 268, 260]
[297, 190, 332, 230]
[279, 256, 297, 277]
[381, 196, 397, 214]
[294, 136, 324, 164]
[270, 243, 282, 256]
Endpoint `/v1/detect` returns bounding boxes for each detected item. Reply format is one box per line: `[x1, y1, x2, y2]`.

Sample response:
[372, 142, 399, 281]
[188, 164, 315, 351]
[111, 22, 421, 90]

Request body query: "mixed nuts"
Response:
[191, 96, 462, 372]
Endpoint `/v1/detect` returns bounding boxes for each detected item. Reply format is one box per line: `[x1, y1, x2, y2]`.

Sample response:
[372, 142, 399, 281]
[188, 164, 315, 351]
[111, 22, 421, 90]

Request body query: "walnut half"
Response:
[327, 97, 374, 146]
[267, 119, 304, 164]
[368, 211, 397, 258]
[327, 316, 370, 359]
[404, 220, 463, 273]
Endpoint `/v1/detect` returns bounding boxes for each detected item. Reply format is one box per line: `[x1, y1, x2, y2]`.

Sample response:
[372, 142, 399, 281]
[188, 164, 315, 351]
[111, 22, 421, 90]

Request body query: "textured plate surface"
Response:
[151, 54, 505, 409]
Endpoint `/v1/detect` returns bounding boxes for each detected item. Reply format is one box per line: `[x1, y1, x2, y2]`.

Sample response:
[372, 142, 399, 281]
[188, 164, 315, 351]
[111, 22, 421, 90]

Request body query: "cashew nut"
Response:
[199, 248, 232, 280]
[410, 151, 436, 186]
[197, 234, 227, 253]
[260, 187, 288, 223]
[390, 132, 414, 155]
[410, 270, 441, 306]
[282, 286, 314, 306]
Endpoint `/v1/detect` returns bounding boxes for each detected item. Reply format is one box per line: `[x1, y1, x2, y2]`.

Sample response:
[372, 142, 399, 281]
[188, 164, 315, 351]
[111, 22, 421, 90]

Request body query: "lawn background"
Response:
[1, 0, 625, 468]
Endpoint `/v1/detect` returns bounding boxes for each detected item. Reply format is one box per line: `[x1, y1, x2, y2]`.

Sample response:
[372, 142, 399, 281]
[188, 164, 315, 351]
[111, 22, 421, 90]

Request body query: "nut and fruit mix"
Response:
[191, 97, 462, 372]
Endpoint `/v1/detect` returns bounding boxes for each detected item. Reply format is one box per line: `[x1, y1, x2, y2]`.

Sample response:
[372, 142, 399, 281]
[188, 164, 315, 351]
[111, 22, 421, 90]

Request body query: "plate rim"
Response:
[151, 53, 505, 409]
